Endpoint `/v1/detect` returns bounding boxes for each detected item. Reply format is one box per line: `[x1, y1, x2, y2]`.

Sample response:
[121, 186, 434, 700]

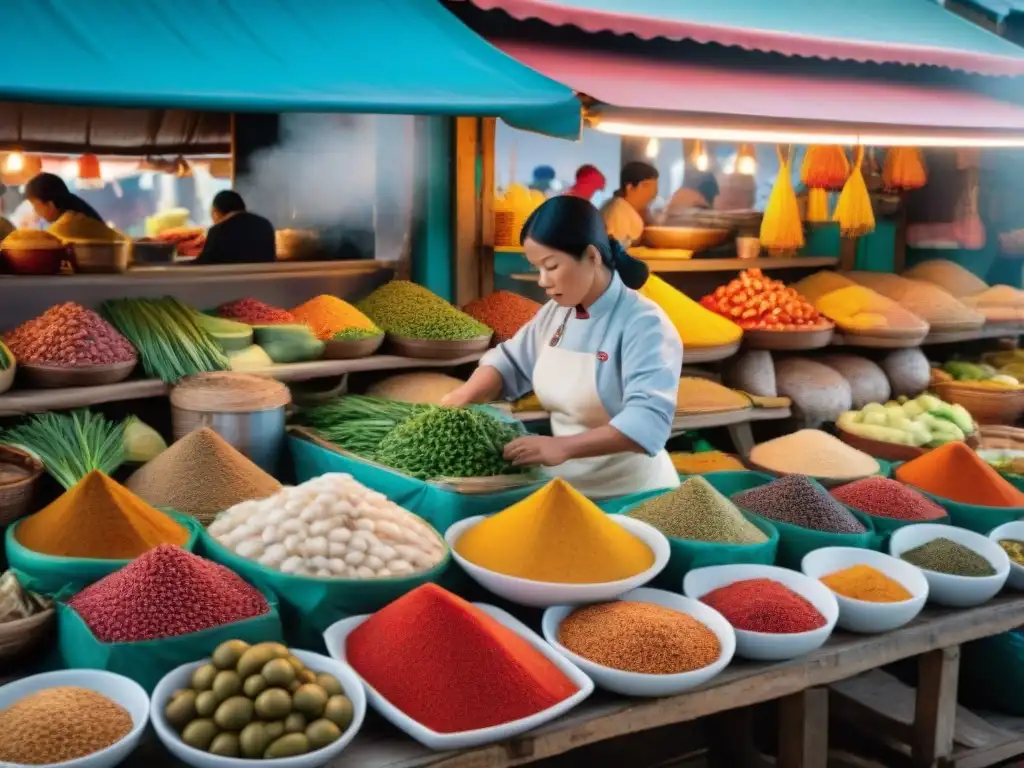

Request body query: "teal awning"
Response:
[0, 0, 581, 138]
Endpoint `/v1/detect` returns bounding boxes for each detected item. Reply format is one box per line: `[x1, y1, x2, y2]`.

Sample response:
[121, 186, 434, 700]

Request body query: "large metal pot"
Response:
[68, 241, 131, 273]
[171, 406, 286, 475]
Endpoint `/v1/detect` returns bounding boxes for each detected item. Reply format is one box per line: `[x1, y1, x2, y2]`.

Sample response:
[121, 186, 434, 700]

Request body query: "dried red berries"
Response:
[68, 545, 269, 642]
[5, 302, 136, 367]
[462, 291, 541, 344]
[218, 298, 295, 326]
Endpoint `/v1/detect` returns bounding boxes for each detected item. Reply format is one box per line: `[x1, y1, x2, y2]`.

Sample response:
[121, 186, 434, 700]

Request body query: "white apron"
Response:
[532, 325, 679, 500]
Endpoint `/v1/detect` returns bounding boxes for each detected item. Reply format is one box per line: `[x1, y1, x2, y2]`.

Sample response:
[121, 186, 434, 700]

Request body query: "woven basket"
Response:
[0, 607, 54, 661]
[978, 424, 1024, 450]
[0, 446, 44, 527]
[933, 382, 1024, 426]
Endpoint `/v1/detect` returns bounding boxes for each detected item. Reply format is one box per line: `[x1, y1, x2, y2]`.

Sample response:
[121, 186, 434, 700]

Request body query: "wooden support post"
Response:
[453, 117, 482, 306]
[912, 646, 961, 768]
[840, 236, 859, 271]
[479, 117, 496, 297]
[778, 688, 830, 768]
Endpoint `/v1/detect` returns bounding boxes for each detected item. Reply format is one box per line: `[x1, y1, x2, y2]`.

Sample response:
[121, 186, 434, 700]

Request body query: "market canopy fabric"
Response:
[458, 0, 1024, 75]
[0, 0, 581, 138]
[497, 41, 1024, 144]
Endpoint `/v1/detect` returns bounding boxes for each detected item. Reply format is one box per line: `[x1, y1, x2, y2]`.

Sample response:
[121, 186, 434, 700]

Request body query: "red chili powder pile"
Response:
[701, 578, 827, 634]
[218, 298, 296, 325]
[830, 476, 946, 521]
[462, 291, 541, 343]
[68, 545, 269, 642]
[345, 583, 578, 733]
[895, 441, 1024, 508]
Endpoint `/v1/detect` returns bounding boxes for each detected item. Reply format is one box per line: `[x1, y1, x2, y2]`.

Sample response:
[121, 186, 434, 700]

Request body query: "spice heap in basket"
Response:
[734, 475, 866, 534]
[838, 394, 975, 449]
[165, 640, 355, 758]
[291, 295, 380, 342]
[792, 271, 929, 336]
[895, 441, 1024, 507]
[218, 298, 296, 326]
[462, 291, 540, 344]
[748, 429, 880, 482]
[4, 302, 137, 368]
[639, 275, 742, 349]
[699, 269, 829, 331]
[358, 281, 491, 342]
[628, 477, 767, 545]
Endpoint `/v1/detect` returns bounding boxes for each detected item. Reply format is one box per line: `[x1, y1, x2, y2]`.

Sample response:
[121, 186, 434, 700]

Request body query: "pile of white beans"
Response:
[209, 473, 446, 579]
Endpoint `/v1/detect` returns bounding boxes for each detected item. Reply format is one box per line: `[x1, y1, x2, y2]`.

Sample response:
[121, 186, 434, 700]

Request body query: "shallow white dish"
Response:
[683, 563, 839, 661]
[989, 520, 1024, 590]
[890, 523, 1010, 608]
[445, 514, 670, 608]
[323, 603, 593, 750]
[0, 669, 149, 768]
[801, 547, 929, 633]
[541, 587, 736, 697]
[151, 650, 366, 768]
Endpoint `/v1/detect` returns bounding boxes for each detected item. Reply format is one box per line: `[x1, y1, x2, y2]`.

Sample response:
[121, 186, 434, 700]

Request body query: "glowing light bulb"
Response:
[645, 137, 659, 159]
[4, 152, 24, 173]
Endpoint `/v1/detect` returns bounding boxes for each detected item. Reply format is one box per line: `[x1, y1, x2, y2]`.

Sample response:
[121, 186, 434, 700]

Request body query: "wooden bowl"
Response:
[18, 359, 137, 389]
[743, 326, 835, 351]
[832, 328, 929, 349]
[0, 608, 55, 661]
[1, 246, 67, 275]
[642, 226, 731, 252]
[322, 333, 385, 360]
[836, 426, 927, 463]
[0, 445, 44, 527]
[387, 334, 493, 360]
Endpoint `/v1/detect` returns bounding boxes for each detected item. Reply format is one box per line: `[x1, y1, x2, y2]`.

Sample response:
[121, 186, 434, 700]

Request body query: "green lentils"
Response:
[628, 477, 768, 544]
[357, 281, 492, 341]
[900, 537, 996, 577]
[331, 327, 382, 341]
[374, 407, 527, 479]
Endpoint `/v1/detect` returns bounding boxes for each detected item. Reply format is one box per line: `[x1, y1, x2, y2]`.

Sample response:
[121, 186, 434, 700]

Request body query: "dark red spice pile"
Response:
[463, 291, 541, 343]
[701, 578, 826, 634]
[218, 298, 296, 326]
[68, 545, 269, 642]
[831, 476, 946, 521]
[5, 302, 137, 367]
[346, 583, 578, 733]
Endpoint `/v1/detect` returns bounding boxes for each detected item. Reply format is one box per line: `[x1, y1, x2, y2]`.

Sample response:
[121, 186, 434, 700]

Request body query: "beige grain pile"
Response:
[847, 271, 984, 331]
[790, 271, 857, 304]
[170, 372, 291, 413]
[749, 429, 880, 480]
[0, 686, 132, 765]
[125, 427, 281, 523]
[675, 377, 750, 414]
[903, 259, 989, 298]
[366, 372, 466, 404]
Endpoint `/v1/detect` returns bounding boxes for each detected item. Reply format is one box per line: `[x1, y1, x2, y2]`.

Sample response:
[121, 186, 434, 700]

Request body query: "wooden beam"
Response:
[913, 647, 961, 768]
[479, 117, 496, 297]
[453, 117, 481, 306]
[778, 688, 830, 768]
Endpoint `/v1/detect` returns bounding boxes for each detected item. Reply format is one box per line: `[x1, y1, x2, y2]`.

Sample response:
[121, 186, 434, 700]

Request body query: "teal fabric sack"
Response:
[848, 507, 950, 551]
[289, 435, 543, 534]
[700, 470, 776, 497]
[596, 487, 676, 514]
[57, 588, 283, 692]
[960, 631, 1024, 716]
[6, 510, 202, 596]
[199, 529, 451, 651]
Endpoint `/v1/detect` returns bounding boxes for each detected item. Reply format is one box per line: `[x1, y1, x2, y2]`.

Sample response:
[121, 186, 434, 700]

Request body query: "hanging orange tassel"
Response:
[834, 146, 876, 237]
[760, 146, 805, 254]
[806, 187, 830, 223]
[800, 145, 850, 191]
[882, 147, 927, 191]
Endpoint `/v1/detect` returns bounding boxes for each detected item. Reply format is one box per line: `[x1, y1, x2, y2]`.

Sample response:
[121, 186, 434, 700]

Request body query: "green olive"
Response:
[239, 722, 270, 758]
[293, 684, 328, 719]
[214, 696, 255, 731]
[284, 712, 307, 734]
[194, 691, 219, 718]
[254, 688, 292, 721]
[164, 690, 197, 729]
[306, 718, 343, 750]
[236, 646, 277, 679]
[263, 658, 296, 688]
[190, 663, 218, 692]
[209, 732, 241, 757]
[264, 733, 311, 758]
[181, 719, 218, 751]
[316, 673, 344, 697]
[211, 639, 250, 670]
[212, 670, 242, 700]
[243, 674, 269, 699]
[323, 695, 354, 731]
[263, 720, 286, 741]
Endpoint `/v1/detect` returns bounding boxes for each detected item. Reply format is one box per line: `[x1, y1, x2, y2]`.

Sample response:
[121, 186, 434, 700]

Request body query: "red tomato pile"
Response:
[699, 269, 828, 331]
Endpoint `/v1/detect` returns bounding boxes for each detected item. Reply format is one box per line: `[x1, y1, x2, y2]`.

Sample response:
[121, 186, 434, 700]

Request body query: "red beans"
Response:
[5, 302, 136, 367]
[701, 578, 827, 634]
[68, 545, 269, 642]
[831, 477, 946, 521]
[218, 298, 296, 325]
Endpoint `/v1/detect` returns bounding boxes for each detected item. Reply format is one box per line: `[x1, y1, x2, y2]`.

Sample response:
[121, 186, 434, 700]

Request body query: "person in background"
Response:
[528, 165, 558, 195]
[599, 161, 659, 247]
[25, 172, 104, 224]
[666, 170, 720, 213]
[565, 165, 607, 202]
[192, 190, 276, 265]
[0, 183, 14, 239]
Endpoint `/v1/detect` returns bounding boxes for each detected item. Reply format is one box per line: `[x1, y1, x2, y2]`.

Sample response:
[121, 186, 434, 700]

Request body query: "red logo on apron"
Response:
[596, 351, 609, 362]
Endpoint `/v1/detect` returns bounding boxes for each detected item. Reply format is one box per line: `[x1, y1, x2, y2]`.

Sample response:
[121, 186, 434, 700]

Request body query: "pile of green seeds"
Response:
[627, 477, 767, 544]
[900, 537, 996, 577]
[357, 281, 492, 341]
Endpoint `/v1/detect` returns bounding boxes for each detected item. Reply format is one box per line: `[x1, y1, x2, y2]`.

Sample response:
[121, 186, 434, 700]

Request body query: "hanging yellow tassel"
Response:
[882, 147, 927, 191]
[833, 146, 876, 237]
[806, 187, 830, 223]
[760, 146, 805, 254]
[800, 145, 850, 191]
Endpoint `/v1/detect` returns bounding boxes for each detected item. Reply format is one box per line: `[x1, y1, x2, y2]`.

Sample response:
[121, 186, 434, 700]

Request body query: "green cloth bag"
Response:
[960, 631, 1024, 716]
[5, 510, 202, 596]
[57, 587, 284, 692]
[289, 435, 543, 534]
[198, 529, 451, 652]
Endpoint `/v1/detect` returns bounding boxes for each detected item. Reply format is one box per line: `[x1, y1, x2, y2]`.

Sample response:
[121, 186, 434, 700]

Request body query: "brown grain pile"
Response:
[676, 377, 750, 414]
[125, 427, 281, 522]
[0, 686, 133, 764]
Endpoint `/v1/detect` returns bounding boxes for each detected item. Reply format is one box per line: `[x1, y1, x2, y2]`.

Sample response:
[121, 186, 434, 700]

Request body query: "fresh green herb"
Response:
[297, 395, 429, 457]
[1, 410, 127, 489]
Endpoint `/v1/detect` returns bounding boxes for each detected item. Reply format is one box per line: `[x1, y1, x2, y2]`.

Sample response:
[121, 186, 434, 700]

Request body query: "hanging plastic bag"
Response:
[954, 169, 986, 250]
[760, 146, 805, 254]
[834, 146, 876, 237]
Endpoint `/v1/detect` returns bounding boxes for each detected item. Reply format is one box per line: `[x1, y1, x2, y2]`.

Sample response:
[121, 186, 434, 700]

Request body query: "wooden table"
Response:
[114, 596, 1024, 768]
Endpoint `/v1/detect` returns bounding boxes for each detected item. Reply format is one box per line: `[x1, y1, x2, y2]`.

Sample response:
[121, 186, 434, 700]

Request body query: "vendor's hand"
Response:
[440, 389, 472, 408]
[503, 436, 570, 468]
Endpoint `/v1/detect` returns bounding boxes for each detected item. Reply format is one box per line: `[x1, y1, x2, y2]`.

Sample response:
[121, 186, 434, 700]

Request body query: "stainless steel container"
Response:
[69, 241, 131, 273]
[171, 407, 286, 475]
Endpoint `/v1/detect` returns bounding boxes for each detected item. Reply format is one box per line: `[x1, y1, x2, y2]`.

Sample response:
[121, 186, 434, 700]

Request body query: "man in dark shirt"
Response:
[192, 190, 276, 265]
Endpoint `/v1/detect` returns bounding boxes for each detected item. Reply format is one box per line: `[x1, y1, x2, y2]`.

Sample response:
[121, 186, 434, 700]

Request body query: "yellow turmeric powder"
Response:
[291, 295, 380, 341]
[454, 478, 654, 583]
[16, 470, 189, 559]
[820, 564, 912, 603]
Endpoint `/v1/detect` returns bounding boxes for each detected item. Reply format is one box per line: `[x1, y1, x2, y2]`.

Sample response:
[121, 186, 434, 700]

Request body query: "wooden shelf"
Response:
[921, 325, 1022, 345]
[510, 257, 837, 282]
[0, 353, 482, 417]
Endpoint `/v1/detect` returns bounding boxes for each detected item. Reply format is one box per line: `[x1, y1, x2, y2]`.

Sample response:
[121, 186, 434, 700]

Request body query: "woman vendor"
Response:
[441, 195, 681, 498]
[25, 173, 104, 224]
[599, 161, 659, 247]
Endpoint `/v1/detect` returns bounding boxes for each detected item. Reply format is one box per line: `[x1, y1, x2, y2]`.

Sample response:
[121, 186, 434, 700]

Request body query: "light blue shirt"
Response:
[480, 274, 683, 456]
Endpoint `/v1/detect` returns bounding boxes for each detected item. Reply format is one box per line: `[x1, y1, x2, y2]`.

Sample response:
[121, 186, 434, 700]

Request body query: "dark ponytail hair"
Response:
[520, 195, 650, 290]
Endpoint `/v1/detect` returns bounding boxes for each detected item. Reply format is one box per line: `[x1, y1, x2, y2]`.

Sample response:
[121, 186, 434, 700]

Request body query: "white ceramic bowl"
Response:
[989, 520, 1024, 590]
[445, 514, 670, 608]
[801, 547, 929, 633]
[541, 587, 736, 697]
[0, 669, 149, 768]
[151, 650, 366, 768]
[323, 603, 593, 750]
[889, 523, 1010, 608]
[682, 564, 839, 661]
